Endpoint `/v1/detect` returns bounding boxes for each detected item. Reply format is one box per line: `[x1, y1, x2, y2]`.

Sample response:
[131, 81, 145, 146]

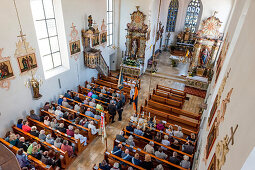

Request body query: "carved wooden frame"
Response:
[206, 119, 217, 159]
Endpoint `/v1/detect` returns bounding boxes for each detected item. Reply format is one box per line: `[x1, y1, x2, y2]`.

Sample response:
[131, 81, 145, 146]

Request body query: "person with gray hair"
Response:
[39, 130, 46, 141]
[46, 134, 54, 145]
[54, 137, 62, 149]
[62, 97, 72, 109]
[110, 162, 120, 170]
[66, 125, 74, 137]
[155, 147, 168, 162]
[88, 121, 99, 135]
[144, 141, 155, 154]
[55, 106, 63, 120]
[126, 135, 135, 147]
[174, 125, 183, 138]
[154, 164, 164, 170]
[180, 155, 190, 169]
[116, 131, 126, 142]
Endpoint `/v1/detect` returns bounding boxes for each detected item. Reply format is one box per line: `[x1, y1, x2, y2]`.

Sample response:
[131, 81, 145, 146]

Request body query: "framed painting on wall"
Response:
[208, 95, 218, 126]
[0, 60, 14, 81]
[100, 32, 107, 44]
[70, 40, 81, 55]
[207, 154, 216, 170]
[206, 120, 217, 159]
[17, 53, 37, 73]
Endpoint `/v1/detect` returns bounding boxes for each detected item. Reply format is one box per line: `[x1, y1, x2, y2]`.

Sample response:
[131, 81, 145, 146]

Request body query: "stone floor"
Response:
[68, 52, 204, 170]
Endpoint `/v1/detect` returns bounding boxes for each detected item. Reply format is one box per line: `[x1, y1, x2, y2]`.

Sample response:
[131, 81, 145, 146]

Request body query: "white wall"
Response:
[196, 0, 255, 169]
[0, 0, 116, 136]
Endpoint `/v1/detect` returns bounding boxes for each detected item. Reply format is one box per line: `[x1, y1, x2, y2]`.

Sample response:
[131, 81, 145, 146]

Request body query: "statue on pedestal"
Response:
[131, 39, 138, 59]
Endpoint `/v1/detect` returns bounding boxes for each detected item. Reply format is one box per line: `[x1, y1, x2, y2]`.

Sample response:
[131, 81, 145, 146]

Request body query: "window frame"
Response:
[184, 0, 202, 33]
[107, 0, 113, 47]
[166, 0, 179, 32]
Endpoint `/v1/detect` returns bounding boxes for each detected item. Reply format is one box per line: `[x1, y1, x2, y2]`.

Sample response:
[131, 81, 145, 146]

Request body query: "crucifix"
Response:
[71, 23, 76, 29]
[227, 124, 238, 146]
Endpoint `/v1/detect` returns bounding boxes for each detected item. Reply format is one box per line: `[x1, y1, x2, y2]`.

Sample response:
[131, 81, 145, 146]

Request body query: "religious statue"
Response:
[88, 15, 93, 29]
[200, 48, 210, 67]
[215, 136, 229, 170]
[131, 39, 138, 58]
[25, 73, 43, 99]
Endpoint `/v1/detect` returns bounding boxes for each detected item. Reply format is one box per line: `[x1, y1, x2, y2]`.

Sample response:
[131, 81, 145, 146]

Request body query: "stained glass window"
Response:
[184, 0, 202, 33]
[166, 0, 179, 32]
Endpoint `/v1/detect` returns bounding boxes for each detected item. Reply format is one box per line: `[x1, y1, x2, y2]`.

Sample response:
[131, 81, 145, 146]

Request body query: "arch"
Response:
[166, 0, 179, 32]
[184, 0, 202, 33]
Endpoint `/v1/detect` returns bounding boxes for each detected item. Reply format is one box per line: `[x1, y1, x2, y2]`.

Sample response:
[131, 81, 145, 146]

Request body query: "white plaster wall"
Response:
[0, 0, 115, 136]
[196, 0, 255, 169]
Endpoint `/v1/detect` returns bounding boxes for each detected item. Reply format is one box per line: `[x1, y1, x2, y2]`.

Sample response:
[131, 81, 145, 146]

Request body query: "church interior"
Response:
[0, 0, 254, 169]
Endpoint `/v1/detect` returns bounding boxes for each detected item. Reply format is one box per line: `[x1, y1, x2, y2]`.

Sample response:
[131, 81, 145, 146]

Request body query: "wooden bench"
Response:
[146, 99, 200, 121]
[0, 138, 53, 170]
[153, 89, 184, 103]
[113, 139, 189, 170]
[40, 109, 94, 143]
[108, 73, 141, 89]
[156, 84, 186, 98]
[149, 94, 183, 109]
[12, 125, 71, 168]
[140, 105, 199, 132]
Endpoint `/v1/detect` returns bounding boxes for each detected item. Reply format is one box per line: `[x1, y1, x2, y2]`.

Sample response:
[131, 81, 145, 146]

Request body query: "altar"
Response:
[120, 64, 142, 78]
[185, 76, 209, 90]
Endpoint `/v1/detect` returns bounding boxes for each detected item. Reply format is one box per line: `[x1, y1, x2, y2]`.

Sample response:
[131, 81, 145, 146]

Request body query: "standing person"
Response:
[133, 85, 138, 113]
[116, 98, 123, 121]
[130, 87, 135, 105]
[108, 100, 117, 123]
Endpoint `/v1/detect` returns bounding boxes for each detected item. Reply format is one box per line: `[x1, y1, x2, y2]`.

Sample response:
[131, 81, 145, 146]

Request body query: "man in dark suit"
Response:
[169, 151, 180, 170]
[116, 131, 126, 142]
[182, 141, 194, 155]
[111, 144, 123, 157]
[108, 100, 117, 123]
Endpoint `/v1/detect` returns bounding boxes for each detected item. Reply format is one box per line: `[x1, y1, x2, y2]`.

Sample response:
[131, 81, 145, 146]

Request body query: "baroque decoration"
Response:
[100, 19, 107, 46]
[25, 71, 43, 100]
[189, 13, 222, 80]
[69, 23, 81, 61]
[0, 48, 15, 90]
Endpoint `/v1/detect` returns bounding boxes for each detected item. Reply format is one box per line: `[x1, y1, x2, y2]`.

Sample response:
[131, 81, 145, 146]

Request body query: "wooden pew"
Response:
[52, 103, 100, 129]
[108, 73, 141, 89]
[149, 94, 183, 109]
[0, 138, 53, 170]
[104, 151, 145, 170]
[146, 99, 200, 121]
[156, 84, 186, 98]
[153, 89, 184, 103]
[26, 116, 84, 154]
[40, 109, 94, 143]
[140, 106, 199, 133]
[12, 126, 71, 168]
[64, 97, 110, 124]
[113, 139, 189, 170]
[123, 129, 193, 159]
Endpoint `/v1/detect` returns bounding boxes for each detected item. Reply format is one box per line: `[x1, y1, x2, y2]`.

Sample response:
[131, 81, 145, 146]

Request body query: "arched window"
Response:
[184, 0, 202, 33]
[166, 0, 179, 32]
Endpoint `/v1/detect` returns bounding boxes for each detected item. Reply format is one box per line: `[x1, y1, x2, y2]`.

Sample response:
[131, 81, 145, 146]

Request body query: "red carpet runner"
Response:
[184, 86, 207, 98]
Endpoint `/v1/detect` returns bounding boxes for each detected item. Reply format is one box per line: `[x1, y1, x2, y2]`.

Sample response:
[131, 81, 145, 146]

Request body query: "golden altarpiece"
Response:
[121, 6, 148, 77]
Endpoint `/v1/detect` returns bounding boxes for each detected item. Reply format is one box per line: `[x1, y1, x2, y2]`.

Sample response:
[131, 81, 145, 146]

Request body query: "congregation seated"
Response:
[121, 149, 133, 162]
[17, 137, 29, 151]
[96, 102, 104, 113]
[134, 125, 144, 136]
[64, 90, 73, 101]
[88, 121, 99, 135]
[17, 119, 23, 129]
[186, 133, 196, 144]
[111, 144, 123, 157]
[74, 129, 87, 146]
[170, 140, 180, 150]
[154, 164, 164, 170]
[41, 150, 61, 169]
[22, 120, 31, 133]
[161, 135, 170, 150]
[143, 128, 153, 140]
[154, 132, 162, 143]
[83, 97, 90, 105]
[16, 148, 31, 169]
[46, 134, 55, 145]
[50, 118, 59, 129]
[48, 105, 55, 114]
[61, 140, 74, 157]
[57, 123, 66, 133]
[131, 153, 141, 166]
[156, 120, 165, 131]
[155, 147, 168, 162]
[169, 151, 180, 169]
[43, 102, 50, 111]
[148, 117, 155, 128]
[58, 95, 64, 105]
[30, 126, 39, 137]
[54, 137, 62, 149]
[173, 125, 184, 138]
[27, 142, 41, 155]
[74, 103, 81, 112]
[66, 125, 74, 137]
[89, 98, 97, 108]
[101, 86, 106, 94]
[44, 116, 50, 126]
[126, 122, 134, 132]
[130, 113, 138, 123]
[140, 154, 153, 170]
[62, 97, 72, 109]
[143, 141, 155, 154]
[99, 159, 111, 170]
[9, 132, 19, 146]
[111, 162, 120, 170]
[126, 135, 135, 149]
[165, 125, 174, 136]
[55, 106, 64, 120]
[74, 94, 82, 103]
[116, 131, 126, 142]
[79, 118, 89, 128]
[92, 90, 99, 99]
[30, 110, 40, 121]
[182, 141, 194, 155]
[180, 155, 191, 169]
[85, 108, 95, 118]
[39, 130, 46, 141]
[88, 90, 93, 97]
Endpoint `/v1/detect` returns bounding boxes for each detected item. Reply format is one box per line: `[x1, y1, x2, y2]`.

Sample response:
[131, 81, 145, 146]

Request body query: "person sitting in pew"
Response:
[64, 90, 73, 100]
[112, 90, 117, 97]
[144, 141, 155, 154]
[95, 85, 101, 93]
[74, 117, 81, 125]
[173, 125, 183, 138]
[126, 135, 135, 150]
[161, 135, 170, 150]
[30, 126, 39, 137]
[106, 88, 112, 96]
[134, 125, 144, 137]
[4, 131, 12, 142]
[170, 140, 180, 150]
[48, 105, 55, 114]
[126, 122, 134, 132]
[80, 118, 89, 128]
[74, 129, 87, 146]
[46, 134, 55, 145]
[121, 149, 133, 163]
[98, 93, 105, 101]
[110, 162, 120, 170]
[50, 118, 59, 129]
[89, 99, 97, 108]
[39, 130, 46, 141]
[88, 121, 99, 135]
[166, 125, 174, 136]
[141, 154, 153, 170]
[30, 110, 40, 121]
[111, 144, 123, 157]
[155, 147, 168, 162]
[62, 97, 72, 109]
[182, 141, 194, 155]
[27, 142, 41, 154]
[87, 84, 92, 89]
[186, 133, 196, 144]
[68, 114, 75, 122]
[96, 102, 104, 114]
[67, 125, 74, 137]
[61, 140, 74, 157]
[44, 116, 50, 126]
[144, 128, 153, 140]
[54, 137, 62, 149]
[17, 119, 23, 129]
[154, 164, 164, 170]
[57, 123, 66, 133]
[99, 159, 111, 170]
[180, 155, 191, 169]
[83, 97, 90, 105]
[22, 121, 31, 133]
[130, 113, 138, 123]
[55, 106, 64, 120]
[17, 137, 29, 151]
[74, 94, 82, 103]
[156, 120, 165, 131]
[116, 131, 126, 142]
[92, 90, 99, 99]
[154, 132, 162, 143]
[148, 117, 155, 128]
[16, 148, 31, 169]
[44, 150, 61, 168]
[58, 95, 64, 105]
[85, 108, 95, 118]
[74, 103, 81, 112]
[43, 102, 50, 111]
[101, 86, 106, 94]
[132, 153, 141, 166]
[169, 152, 180, 170]
[9, 133, 19, 146]
[88, 90, 93, 97]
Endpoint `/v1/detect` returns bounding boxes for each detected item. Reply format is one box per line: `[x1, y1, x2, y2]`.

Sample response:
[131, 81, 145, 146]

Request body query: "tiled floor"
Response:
[68, 52, 204, 170]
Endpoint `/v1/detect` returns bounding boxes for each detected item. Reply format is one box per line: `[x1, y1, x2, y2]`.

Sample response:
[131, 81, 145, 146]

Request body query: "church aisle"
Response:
[68, 53, 204, 169]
